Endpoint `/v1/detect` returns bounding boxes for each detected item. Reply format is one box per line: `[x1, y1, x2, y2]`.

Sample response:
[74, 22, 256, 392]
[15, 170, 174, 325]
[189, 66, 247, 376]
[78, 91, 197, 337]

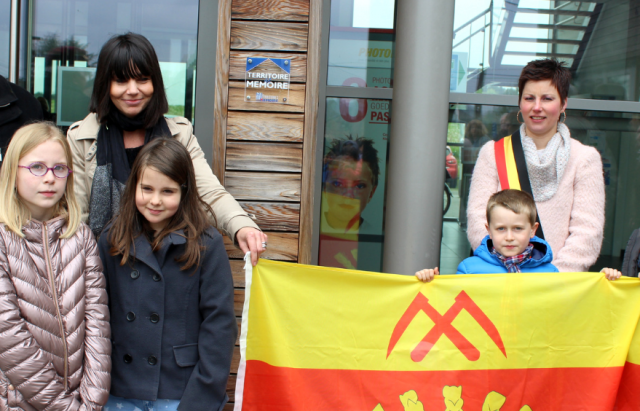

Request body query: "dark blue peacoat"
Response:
[98, 226, 237, 411]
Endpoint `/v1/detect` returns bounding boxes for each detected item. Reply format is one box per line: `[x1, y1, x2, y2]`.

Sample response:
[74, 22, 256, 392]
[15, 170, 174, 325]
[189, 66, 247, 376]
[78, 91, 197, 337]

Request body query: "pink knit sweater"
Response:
[466, 138, 605, 272]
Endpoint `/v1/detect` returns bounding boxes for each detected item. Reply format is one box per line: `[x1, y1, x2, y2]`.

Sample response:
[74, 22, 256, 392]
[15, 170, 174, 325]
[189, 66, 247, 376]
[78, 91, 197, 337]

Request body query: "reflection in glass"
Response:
[56, 67, 95, 126]
[327, 0, 395, 87]
[27, 0, 198, 124]
[0, 1, 9, 77]
[441, 103, 640, 274]
[319, 98, 390, 272]
[453, 0, 640, 102]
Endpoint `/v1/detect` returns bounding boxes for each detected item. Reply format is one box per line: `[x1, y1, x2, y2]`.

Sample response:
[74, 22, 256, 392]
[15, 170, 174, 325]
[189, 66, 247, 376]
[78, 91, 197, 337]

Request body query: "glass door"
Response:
[23, 0, 200, 126]
[0, 0, 11, 78]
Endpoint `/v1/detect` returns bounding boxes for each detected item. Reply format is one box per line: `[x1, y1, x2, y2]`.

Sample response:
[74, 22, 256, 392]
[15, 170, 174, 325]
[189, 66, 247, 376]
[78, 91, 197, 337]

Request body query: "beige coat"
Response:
[67, 114, 258, 243]
[0, 218, 110, 411]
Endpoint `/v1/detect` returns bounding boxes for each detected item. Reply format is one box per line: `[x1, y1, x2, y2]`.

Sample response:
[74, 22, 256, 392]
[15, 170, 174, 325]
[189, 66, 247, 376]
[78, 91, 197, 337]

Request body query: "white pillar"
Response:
[383, 0, 455, 274]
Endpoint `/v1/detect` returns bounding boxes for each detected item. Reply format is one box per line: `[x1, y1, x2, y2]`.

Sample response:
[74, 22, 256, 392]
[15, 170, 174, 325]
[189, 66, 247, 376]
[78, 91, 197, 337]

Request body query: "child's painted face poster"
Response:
[319, 27, 394, 272]
[319, 98, 390, 272]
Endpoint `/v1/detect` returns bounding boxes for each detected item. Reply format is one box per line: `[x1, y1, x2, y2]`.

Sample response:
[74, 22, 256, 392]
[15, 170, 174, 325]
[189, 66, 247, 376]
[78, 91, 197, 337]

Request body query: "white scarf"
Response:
[520, 123, 571, 202]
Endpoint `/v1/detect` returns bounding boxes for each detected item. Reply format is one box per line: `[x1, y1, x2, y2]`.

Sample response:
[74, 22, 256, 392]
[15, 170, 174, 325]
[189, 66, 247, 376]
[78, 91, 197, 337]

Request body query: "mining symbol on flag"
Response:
[387, 290, 506, 362]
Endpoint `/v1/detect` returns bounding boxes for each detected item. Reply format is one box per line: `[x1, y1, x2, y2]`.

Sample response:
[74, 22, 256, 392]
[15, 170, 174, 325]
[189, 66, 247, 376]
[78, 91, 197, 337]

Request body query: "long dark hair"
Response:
[90, 32, 168, 128]
[108, 138, 216, 270]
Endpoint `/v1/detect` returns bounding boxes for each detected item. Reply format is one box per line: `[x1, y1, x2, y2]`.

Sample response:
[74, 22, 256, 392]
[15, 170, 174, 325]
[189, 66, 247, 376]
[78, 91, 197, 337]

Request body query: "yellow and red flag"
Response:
[234, 260, 640, 410]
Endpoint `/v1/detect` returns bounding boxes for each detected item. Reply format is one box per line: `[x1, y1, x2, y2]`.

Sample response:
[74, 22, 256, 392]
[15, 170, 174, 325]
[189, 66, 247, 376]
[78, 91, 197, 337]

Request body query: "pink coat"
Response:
[467, 138, 605, 272]
[0, 218, 110, 410]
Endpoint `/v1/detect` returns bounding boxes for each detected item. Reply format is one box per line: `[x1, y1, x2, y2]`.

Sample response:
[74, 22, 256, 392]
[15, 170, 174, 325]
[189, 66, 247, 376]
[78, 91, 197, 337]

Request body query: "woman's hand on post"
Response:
[237, 227, 268, 266]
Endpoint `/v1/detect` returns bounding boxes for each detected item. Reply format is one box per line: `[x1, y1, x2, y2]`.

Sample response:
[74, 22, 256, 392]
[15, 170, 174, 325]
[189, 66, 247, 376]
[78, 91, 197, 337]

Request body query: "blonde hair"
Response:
[0, 122, 81, 237]
[486, 189, 537, 226]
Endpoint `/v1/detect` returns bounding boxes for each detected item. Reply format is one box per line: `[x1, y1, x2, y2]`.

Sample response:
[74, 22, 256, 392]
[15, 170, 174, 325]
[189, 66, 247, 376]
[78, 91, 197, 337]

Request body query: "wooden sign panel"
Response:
[223, 232, 299, 261]
[230, 51, 307, 83]
[238, 201, 300, 231]
[225, 171, 301, 202]
[231, 0, 310, 21]
[227, 112, 304, 143]
[230, 21, 309, 52]
[228, 81, 305, 112]
[226, 142, 303, 172]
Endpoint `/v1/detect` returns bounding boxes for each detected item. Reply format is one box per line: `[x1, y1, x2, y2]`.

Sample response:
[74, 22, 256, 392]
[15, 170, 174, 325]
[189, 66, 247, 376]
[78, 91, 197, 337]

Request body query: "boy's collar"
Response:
[485, 237, 546, 259]
[490, 243, 535, 273]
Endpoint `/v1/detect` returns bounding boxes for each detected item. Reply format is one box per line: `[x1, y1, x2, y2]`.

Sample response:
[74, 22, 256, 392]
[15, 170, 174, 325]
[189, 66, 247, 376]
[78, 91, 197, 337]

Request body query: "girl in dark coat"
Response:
[98, 138, 237, 411]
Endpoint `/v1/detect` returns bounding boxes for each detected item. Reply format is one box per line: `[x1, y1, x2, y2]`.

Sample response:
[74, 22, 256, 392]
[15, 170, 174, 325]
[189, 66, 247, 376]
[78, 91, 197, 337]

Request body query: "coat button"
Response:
[123, 354, 132, 364]
[7, 385, 14, 391]
[126, 312, 136, 321]
[152, 273, 161, 282]
[150, 313, 160, 323]
[130, 270, 140, 279]
[148, 355, 158, 365]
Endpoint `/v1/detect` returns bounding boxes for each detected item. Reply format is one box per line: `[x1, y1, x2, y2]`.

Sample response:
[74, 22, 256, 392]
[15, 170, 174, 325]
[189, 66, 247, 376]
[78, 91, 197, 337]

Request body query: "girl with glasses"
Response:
[0, 122, 111, 410]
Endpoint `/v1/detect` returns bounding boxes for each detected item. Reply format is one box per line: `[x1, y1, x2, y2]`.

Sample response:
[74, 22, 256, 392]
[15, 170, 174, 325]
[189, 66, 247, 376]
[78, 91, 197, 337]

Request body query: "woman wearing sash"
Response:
[67, 33, 267, 264]
[466, 58, 604, 272]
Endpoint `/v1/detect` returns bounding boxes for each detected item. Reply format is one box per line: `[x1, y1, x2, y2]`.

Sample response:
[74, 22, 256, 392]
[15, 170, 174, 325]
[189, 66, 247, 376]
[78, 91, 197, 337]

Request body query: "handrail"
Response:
[556, 1, 587, 26]
[453, 23, 491, 50]
[555, 1, 574, 11]
[454, 7, 491, 35]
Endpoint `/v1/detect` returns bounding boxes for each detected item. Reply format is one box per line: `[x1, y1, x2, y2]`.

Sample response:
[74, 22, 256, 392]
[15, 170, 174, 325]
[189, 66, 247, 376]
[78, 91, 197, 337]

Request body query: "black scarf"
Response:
[88, 110, 171, 237]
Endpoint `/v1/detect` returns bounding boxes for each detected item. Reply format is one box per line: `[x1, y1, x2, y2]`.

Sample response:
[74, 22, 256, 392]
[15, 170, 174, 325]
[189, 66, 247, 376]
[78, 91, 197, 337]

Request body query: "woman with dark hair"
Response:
[466, 58, 605, 272]
[68, 33, 266, 263]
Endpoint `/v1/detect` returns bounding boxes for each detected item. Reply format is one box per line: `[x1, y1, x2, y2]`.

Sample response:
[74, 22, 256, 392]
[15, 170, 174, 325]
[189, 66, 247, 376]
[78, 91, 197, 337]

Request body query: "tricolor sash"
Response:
[494, 129, 545, 239]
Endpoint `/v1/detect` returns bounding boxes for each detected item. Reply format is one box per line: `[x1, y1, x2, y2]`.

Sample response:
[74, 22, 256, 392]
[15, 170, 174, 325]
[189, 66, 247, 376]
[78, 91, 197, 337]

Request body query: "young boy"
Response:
[417, 189, 622, 281]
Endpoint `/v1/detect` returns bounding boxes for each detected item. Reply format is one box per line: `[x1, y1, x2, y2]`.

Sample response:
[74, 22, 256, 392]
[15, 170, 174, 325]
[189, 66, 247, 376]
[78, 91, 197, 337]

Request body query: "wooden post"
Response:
[298, 0, 322, 264]
[213, 0, 233, 183]
[212, 0, 321, 406]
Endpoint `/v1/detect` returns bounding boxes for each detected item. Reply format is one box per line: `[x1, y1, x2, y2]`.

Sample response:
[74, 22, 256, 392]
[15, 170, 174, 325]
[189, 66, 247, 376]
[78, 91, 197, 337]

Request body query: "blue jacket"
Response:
[457, 235, 558, 274]
[98, 226, 237, 411]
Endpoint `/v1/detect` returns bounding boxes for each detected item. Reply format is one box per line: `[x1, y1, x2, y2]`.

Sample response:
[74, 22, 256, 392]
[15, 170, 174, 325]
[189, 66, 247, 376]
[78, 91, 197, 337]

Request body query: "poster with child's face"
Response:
[319, 98, 390, 273]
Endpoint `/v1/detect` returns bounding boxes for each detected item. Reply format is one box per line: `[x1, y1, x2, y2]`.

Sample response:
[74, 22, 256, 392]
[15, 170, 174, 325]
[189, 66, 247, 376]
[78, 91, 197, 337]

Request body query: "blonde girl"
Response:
[0, 122, 111, 410]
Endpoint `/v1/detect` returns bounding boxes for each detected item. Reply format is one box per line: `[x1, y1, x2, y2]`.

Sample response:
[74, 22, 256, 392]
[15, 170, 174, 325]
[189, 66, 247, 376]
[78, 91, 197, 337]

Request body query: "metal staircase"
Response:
[453, 0, 603, 92]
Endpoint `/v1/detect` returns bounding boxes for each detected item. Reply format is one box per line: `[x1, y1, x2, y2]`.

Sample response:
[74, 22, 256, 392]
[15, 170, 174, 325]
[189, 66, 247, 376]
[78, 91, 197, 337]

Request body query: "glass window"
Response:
[441, 103, 638, 273]
[318, 97, 390, 272]
[327, 0, 395, 88]
[27, 0, 198, 125]
[453, 0, 640, 102]
[0, 1, 9, 77]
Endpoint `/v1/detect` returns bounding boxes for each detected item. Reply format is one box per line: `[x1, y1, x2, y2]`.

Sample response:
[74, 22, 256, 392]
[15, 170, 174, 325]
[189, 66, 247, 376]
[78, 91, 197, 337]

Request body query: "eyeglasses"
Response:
[18, 162, 73, 178]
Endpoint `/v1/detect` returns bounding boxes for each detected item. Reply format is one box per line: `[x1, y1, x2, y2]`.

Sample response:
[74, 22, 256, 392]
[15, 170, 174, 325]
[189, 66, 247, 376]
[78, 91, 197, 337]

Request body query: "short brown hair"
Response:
[486, 189, 536, 226]
[518, 58, 571, 106]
